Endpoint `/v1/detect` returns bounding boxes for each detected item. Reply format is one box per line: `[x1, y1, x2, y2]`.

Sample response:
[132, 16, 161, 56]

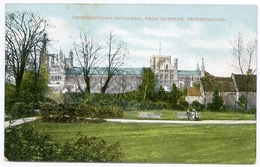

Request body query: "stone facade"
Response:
[150, 55, 205, 91]
[47, 52, 205, 94]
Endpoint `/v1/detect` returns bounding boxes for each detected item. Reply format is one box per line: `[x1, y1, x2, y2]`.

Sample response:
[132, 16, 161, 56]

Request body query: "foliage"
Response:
[208, 90, 225, 111]
[139, 68, 156, 101]
[190, 100, 204, 111]
[60, 134, 122, 162]
[5, 84, 16, 114]
[237, 95, 247, 110]
[169, 83, 182, 105]
[5, 125, 122, 162]
[5, 11, 50, 99]
[9, 102, 36, 119]
[41, 103, 124, 123]
[156, 86, 166, 101]
[179, 100, 189, 110]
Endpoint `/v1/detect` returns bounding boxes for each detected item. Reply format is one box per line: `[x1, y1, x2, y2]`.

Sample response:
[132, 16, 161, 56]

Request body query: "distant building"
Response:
[150, 55, 205, 91]
[47, 51, 205, 93]
[187, 71, 257, 109]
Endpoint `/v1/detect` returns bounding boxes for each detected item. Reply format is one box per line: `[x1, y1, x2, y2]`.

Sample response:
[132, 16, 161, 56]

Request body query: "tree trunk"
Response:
[101, 74, 113, 94]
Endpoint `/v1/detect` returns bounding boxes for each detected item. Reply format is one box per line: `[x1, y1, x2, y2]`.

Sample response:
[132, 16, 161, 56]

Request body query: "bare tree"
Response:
[72, 31, 102, 93]
[230, 32, 257, 75]
[5, 11, 49, 99]
[230, 32, 257, 109]
[101, 31, 129, 93]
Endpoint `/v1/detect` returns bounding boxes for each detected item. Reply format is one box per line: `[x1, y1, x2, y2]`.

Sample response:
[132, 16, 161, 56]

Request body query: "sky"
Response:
[4, 2, 257, 77]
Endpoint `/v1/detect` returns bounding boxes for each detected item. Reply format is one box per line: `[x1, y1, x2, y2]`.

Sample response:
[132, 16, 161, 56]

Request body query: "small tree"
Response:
[237, 95, 247, 110]
[139, 68, 156, 101]
[156, 86, 166, 101]
[169, 83, 182, 105]
[208, 90, 224, 111]
[101, 31, 128, 93]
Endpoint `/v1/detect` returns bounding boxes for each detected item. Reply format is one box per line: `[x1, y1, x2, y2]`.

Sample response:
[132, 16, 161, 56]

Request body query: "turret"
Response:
[201, 58, 205, 77]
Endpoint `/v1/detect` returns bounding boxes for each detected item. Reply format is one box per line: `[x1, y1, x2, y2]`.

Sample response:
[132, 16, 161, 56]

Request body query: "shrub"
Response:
[5, 125, 122, 162]
[180, 100, 189, 110]
[190, 100, 204, 111]
[9, 102, 35, 119]
[40, 103, 124, 123]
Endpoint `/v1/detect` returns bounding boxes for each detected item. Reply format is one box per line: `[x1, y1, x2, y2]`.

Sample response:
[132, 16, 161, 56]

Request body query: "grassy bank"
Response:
[29, 120, 256, 164]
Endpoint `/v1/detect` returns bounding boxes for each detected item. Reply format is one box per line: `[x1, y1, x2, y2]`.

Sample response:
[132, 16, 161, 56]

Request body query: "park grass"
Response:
[124, 109, 256, 120]
[29, 120, 256, 164]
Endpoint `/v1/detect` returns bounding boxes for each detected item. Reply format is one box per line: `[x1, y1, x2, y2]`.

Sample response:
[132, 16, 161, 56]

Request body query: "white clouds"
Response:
[141, 22, 204, 38]
[47, 17, 78, 53]
[189, 38, 230, 49]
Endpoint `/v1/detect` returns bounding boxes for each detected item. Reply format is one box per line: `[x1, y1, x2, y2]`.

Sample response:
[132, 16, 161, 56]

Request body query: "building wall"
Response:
[150, 55, 178, 91]
[238, 92, 257, 109]
[203, 91, 237, 108]
[64, 75, 142, 93]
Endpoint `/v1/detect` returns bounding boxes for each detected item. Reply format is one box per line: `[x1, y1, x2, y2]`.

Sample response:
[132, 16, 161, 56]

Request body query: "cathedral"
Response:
[47, 51, 205, 93]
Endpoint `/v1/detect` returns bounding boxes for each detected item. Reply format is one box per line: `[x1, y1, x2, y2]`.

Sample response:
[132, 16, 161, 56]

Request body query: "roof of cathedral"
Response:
[178, 70, 201, 77]
[65, 67, 143, 76]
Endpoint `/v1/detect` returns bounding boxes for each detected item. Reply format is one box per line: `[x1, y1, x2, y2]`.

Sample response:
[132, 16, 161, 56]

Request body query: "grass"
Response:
[124, 109, 256, 120]
[28, 120, 256, 164]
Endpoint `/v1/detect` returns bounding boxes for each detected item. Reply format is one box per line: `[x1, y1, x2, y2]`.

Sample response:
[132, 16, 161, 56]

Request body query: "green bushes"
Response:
[5, 125, 122, 162]
[41, 103, 124, 123]
[9, 102, 36, 119]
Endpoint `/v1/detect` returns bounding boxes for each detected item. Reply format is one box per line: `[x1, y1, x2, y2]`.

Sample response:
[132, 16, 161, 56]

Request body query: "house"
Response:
[231, 74, 256, 109]
[198, 72, 256, 109]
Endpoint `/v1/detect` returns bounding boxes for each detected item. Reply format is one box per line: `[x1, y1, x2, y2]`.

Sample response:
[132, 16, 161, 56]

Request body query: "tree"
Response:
[209, 90, 224, 111]
[139, 68, 156, 101]
[169, 83, 182, 105]
[72, 31, 102, 93]
[5, 11, 50, 100]
[230, 32, 257, 109]
[230, 32, 257, 75]
[101, 31, 129, 93]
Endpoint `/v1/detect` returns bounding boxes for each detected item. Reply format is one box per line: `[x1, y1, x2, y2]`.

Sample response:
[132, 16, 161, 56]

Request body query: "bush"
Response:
[190, 100, 204, 111]
[180, 100, 189, 110]
[5, 125, 122, 162]
[41, 103, 124, 123]
[9, 102, 36, 119]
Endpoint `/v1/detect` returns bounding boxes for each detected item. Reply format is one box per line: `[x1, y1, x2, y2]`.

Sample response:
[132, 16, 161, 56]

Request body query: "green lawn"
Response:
[29, 120, 256, 164]
[124, 109, 256, 120]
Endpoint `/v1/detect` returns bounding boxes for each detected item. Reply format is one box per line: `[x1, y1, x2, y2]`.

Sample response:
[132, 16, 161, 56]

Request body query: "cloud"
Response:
[47, 17, 78, 53]
[189, 38, 230, 49]
[141, 22, 204, 38]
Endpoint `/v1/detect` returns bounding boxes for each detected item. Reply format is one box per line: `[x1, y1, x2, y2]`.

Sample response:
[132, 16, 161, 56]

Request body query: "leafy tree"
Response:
[139, 68, 156, 101]
[156, 86, 166, 101]
[209, 90, 224, 111]
[169, 83, 182, 105]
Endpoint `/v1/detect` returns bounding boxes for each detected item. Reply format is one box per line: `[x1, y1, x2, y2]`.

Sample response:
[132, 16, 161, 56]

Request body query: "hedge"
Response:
[41, 103, 124, 123]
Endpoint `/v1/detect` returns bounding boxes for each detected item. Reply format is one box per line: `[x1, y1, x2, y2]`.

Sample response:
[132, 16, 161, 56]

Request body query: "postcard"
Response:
[2, 1, 258, 166]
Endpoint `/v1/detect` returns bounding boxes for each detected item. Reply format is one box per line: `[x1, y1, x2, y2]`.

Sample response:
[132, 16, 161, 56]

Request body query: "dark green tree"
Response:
[209, 90, 224, 111]
[169, 83, 182, 105]
[139, 68, 156, 101]
[156, 86, 166, 101]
